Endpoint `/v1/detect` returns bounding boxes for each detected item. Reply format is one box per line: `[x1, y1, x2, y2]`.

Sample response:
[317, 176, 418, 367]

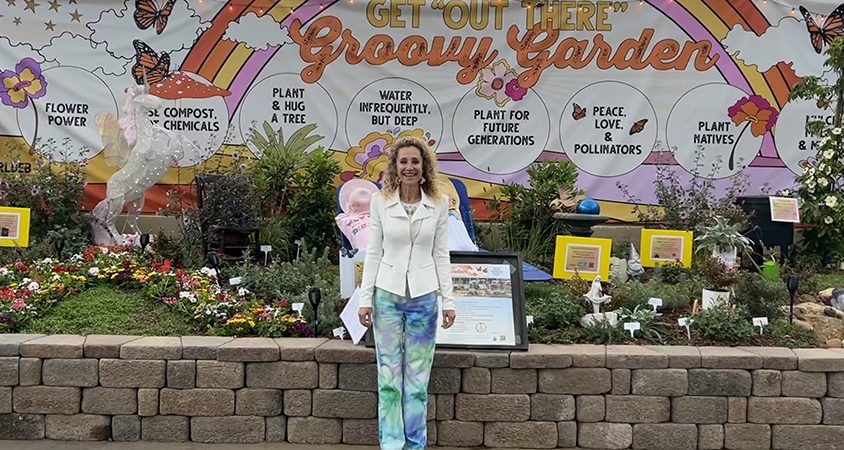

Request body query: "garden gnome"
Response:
[628, 243, 645, 280]
[584, 276, 611, 314]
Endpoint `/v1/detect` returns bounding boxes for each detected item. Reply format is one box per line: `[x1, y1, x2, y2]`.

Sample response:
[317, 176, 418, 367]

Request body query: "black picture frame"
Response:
[364, 251, 529, 351]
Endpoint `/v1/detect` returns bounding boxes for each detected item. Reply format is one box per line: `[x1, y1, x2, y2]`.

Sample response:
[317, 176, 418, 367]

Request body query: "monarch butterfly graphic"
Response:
[629, 118, 648, 135]
[134, 0, 177, 35]
[131, 40, 171, 85]
[799, 5, 844, 54]
[572, 103, 586, 120]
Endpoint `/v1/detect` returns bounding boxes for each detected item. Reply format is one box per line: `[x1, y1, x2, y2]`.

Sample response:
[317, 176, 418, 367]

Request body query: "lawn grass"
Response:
[21, 285, 197, 336]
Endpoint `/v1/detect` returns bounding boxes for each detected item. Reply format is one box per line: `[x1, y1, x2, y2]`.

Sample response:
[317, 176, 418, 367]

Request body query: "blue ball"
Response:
[576, 198, 601, 215]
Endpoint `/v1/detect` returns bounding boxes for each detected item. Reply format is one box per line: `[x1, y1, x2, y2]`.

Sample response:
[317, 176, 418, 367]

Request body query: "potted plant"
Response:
[196, 173, 261, 260]
[698, 255, 739, 309]
[694, 216, 752, 267]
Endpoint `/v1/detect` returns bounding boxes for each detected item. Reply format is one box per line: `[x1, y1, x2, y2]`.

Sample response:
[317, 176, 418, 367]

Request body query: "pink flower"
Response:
[11, 298, 25, 311]
[505, 78, 527, 101]
[163, 297, 177, 305]
[476, 60, 517, 107]
[727, 95, 778, 137]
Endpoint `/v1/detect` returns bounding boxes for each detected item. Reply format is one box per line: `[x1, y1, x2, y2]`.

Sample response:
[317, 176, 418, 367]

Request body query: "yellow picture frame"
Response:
[553, 236, 612, 281]
[0, 207, 30, 248]
[640, 229, 693, 268]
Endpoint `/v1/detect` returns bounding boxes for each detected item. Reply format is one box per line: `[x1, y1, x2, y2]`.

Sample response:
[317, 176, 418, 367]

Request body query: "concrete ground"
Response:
[0, 443, 564, 450]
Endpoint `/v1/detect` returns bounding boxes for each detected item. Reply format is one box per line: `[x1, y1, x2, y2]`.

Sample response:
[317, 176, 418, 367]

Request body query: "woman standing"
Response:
[358, 136, 456, 450]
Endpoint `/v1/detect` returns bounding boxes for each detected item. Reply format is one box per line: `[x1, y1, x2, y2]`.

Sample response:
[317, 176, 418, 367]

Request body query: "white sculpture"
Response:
[627, 243, 645, 280]
[91, 85, 192, 245]
[583, 276, 611, 314]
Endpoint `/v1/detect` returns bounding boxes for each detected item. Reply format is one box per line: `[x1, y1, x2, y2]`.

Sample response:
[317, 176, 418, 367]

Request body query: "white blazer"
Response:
[358, 189, 455, 310]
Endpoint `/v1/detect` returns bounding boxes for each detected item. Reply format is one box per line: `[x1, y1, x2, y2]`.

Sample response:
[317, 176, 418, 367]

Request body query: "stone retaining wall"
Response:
[1, 335, 843, 449]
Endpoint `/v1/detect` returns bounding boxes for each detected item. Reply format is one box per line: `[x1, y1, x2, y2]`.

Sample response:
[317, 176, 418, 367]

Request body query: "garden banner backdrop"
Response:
[0, 0, 839, 220]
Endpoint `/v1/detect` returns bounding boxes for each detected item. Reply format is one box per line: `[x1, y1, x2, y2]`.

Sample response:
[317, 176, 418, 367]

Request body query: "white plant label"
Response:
[648, 297, 663, 312]
[260, 245, 272, 252]
[753, 317, 769, 335]
[678, 317, 693, 340]
[292, 303, 305, 314]
[333, 327, 346, 339]
[228, 277, 242, 286]
[526, 315, 534, 326]
[624, 322, 641, 338]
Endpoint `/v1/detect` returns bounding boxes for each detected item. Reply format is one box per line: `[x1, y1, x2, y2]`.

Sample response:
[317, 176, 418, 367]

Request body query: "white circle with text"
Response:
[560, 81, 656, 177]
[667, 83, 761, 179]
[346, 77, 442, 151]
[774, 98, 834, 175]
[239, 73, 338, 157]
[452, 88, 550, 174]
[150, 73, 229, 167]
[17, 66, 117, 162]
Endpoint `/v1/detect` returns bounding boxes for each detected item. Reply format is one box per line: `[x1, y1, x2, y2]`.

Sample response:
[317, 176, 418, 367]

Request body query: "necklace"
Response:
[402, 201, 419, 216]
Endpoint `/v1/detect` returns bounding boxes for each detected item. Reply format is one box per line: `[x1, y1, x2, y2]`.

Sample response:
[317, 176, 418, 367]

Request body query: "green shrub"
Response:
[486, 160, 579, 270]
[233, 247, 341, 336]
[581, 317, 626, 344]
[733, 272, 788, 320]
[619, 305, 666, 343]
[767, 321, 817, 348]
[611, 279, 700, 312]
[692, 303, 755, 342]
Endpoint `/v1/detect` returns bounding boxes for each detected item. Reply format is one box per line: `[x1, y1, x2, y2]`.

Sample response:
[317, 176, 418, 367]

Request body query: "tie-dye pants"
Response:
[372, 286, 438, 450]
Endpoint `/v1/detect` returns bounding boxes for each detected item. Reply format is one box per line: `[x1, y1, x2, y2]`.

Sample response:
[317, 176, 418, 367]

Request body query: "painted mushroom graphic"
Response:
[149, 72, 231, 100]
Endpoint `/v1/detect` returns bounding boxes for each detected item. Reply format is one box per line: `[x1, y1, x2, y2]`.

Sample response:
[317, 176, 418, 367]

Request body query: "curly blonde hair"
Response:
[381, 136, 442, 200]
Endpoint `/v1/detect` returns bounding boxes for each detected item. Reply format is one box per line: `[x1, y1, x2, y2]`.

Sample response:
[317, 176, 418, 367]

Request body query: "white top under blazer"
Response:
[358, 189, 455, 310]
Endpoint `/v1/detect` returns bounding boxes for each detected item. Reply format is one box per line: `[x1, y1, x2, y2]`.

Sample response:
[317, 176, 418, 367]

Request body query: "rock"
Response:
[794, 303, 826, 320]
[800, 293, 822, 304]
[819, 288, 835, 303]
[609, 257, 629, 284]
[832, 288, 844, 310]
[823, 306, 844, 320]
[580, 312, 619, 328]
[828, 339, 844, 349]
[794, 319, 814, 331]
[805, 315, 844, 345]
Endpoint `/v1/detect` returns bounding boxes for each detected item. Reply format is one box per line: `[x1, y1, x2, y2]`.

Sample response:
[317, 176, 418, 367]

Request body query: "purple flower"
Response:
[505, 78, 527, 101]
[0, 57, 47, 109]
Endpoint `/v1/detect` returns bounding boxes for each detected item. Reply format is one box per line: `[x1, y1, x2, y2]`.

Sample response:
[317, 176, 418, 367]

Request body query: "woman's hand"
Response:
[358, 307, 372, 327]
[442, 309, 456, 329]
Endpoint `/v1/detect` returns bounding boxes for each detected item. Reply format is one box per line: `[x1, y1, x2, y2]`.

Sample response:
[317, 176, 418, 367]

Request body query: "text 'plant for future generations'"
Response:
[788, 38, 844, 262]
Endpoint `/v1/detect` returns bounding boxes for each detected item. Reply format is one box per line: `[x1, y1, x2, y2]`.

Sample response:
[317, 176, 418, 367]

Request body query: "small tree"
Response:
[788, 38, 844, 261]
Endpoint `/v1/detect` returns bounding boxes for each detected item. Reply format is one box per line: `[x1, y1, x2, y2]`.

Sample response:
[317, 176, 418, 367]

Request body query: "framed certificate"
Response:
[0, 207, 30, 248]
[365, 252, 529, 351]
[769, 196, 800, 223]
[640, 229, 693, 267]
[553, 236, 612, 280]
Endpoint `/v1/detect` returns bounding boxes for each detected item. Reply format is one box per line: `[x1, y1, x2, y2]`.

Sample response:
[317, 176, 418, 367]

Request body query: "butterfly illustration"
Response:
[572, 103, 586, 120]
[132, 40, 171, 85]
[799, 156, 818, 170]
[799, 5, 844, 54]
[629, 118, 648, 135]
[134, 0, 176, 35]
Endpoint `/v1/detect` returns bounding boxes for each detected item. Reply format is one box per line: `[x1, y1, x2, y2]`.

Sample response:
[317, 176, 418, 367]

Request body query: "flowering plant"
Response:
[0, 246, 311, 336]
[787, 38, 844, 261]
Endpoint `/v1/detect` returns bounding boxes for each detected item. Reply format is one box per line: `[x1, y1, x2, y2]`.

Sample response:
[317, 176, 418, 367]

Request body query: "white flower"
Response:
[824, 216, 834, 224]
[833, 127, 842, 135]
[819, 177, 830, 187]
[27, 281, 40, 292]
[237, 287, 250, 297]
[200, 267, 218, 278]
[823, 149, 835, 159]
[41, 258, 52, 265]
[101, 247, 109, 254]
[179, 291, 197, 303]
[51, 274, 60, 282]
[21, 278, 30, 285]
[88, 267, 100, 276]
[0, 268, 8, 276]
[825, 195, 839, 208]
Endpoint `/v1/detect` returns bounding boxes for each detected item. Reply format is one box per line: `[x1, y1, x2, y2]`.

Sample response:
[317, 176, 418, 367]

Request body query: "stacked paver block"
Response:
[1, 334, 844, 448]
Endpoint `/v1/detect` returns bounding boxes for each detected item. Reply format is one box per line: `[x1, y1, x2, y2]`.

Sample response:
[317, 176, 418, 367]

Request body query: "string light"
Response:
[197, 0, 830, 18]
